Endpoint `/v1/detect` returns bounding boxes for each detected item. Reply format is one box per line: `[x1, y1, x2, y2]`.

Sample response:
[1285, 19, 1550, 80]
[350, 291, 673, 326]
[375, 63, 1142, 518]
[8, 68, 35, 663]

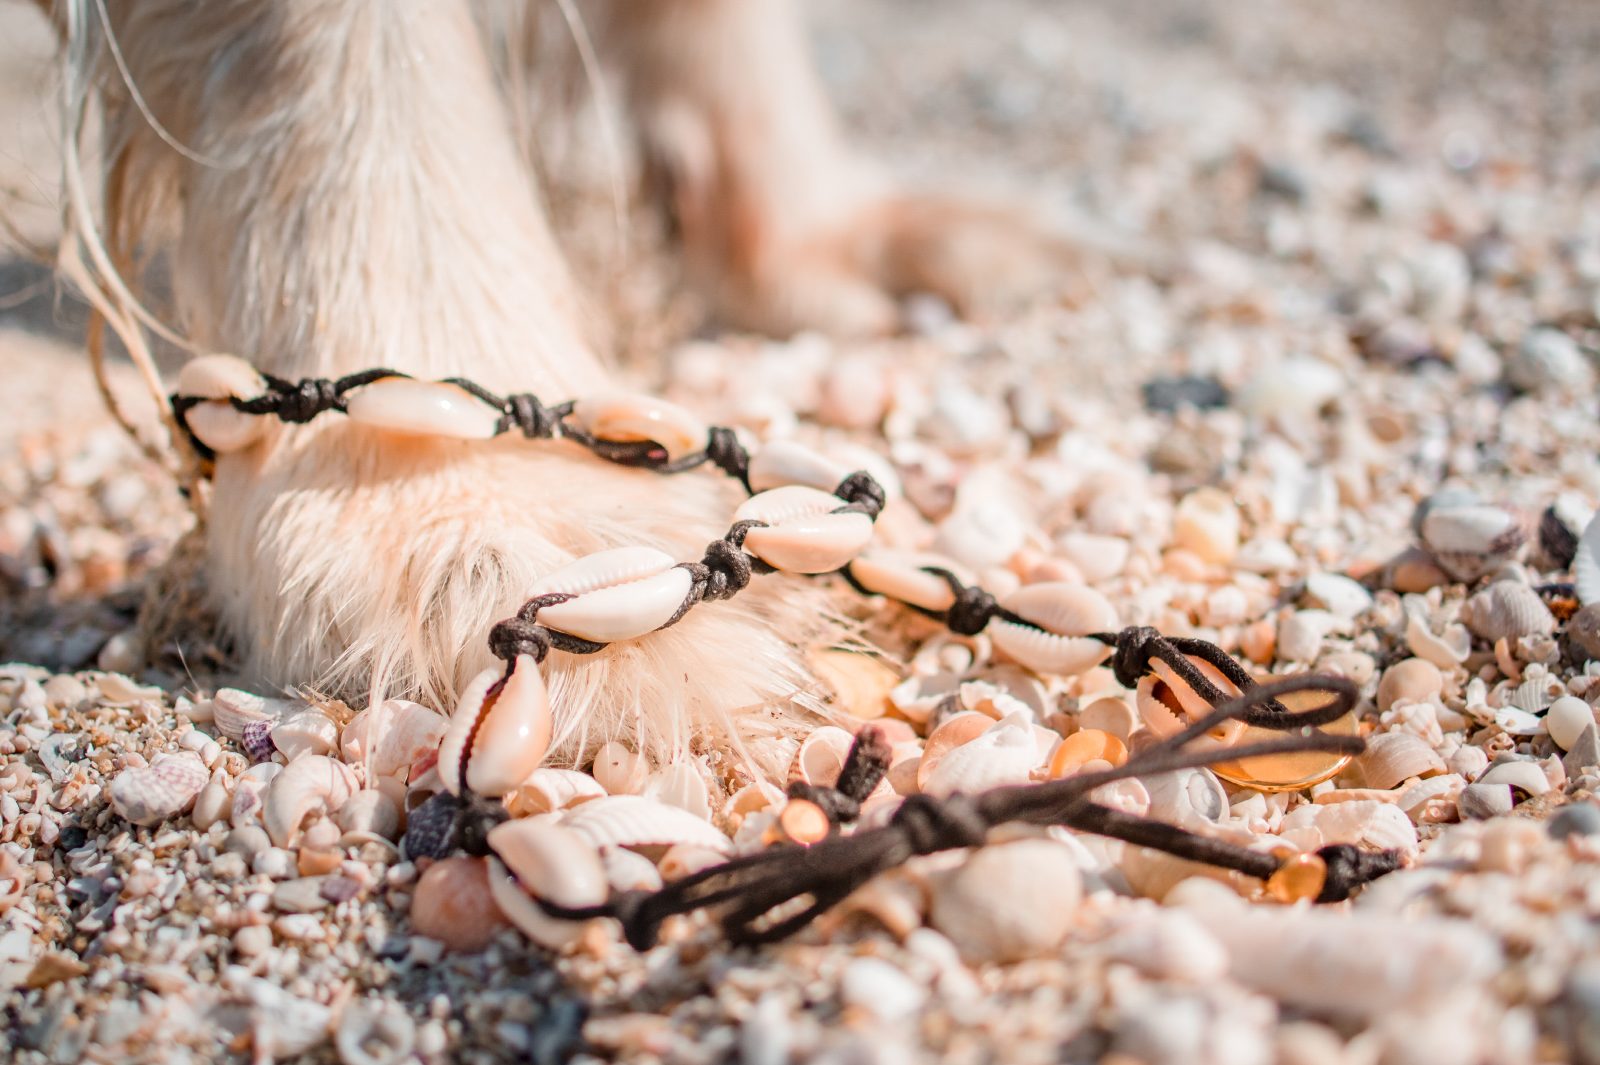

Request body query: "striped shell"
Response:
[338, 699, 449, 782]
[747, 439, 848, 493]
[344, 378, 501, 439]
[1459, 581, 1555, 643]
[530, 547, 694, 643]
[486, 821, 608, 950]
[1420, 504, 1525, 582]
[570, 393, 708, 462]
[735, 486, 876, 574]
[1356, 732, 1446, 791]
[109, 752, 210, 827]
[212, 688, 298, 742]
[558, 795, 731, 853]
[437, 656, 553, 797]
[505, 768, 608, 818]
[787, 726, 856, 787]
[269, 707, 340, 761]
[989, 583, 1118, 676]
[845, 552, 963, 612]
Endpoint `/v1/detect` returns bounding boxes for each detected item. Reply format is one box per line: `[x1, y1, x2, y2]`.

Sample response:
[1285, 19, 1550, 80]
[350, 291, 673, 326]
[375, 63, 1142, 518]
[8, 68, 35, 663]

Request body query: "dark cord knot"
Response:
[706, 427, 752, 491]
[488, 617, 552, 665]
[891, 794, 989, 855]
[946, 583, 1001, 636]
[833, 471, 887, 519]
[501, 393, 563, 439]
[698, 537, 755, 601]
[270, 376, 343, 423]
[1109, 625, 1165, 690]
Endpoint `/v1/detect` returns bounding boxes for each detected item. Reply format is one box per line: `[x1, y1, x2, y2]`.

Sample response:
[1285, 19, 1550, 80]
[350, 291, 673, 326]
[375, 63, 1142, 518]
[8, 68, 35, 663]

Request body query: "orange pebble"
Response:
[409, 856, 509, 952]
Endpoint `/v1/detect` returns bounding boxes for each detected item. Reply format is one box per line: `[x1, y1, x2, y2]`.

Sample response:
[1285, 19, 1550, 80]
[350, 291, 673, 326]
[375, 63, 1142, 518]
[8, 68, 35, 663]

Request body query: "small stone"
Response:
[233, 924, 273, 957]
[254, 847, 297, 880]
[1458, 782, 1514, 820]
[273, 876, 333, 913]
[1568, 606, 1600, 662]
[1564, 725, 1600, 777]
[1142, 374, 1229, 413]
[1549, 803, 1600, 840]
[1507, 327, 1594, 395]
[1303, 573, 1372, 620]
[409, 856, 508, 952]
[225, 825, 271, 859]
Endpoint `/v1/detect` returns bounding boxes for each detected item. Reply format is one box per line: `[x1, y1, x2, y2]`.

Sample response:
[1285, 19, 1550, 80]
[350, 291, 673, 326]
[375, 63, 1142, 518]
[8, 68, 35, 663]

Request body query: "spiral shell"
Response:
[437, 656, 553, 797]
[212, 688, 298, 742]
[530, 547, 694, 643]
[989, 583, 1117, 676]
[262, 755, 360, 846]
[1460, 580, 1555, 643]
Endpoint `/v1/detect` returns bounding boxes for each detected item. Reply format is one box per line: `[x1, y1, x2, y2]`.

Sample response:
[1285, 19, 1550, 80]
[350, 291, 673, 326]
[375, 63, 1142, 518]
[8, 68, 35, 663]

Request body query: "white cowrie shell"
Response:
[989, 583, 1117, 676]
[486, 821, 608, 950]
[437, 656, 553, 797]
[748, 439, 848, 493]
[531, 547, 694, 643]
[344, 378, 501, 439]
[736, 485, 876, 574]
[846, 552, 963, 612]
[178, 355, 271, 453]
[1136, 657, 1247, 748]
[570, 393, 708, 462]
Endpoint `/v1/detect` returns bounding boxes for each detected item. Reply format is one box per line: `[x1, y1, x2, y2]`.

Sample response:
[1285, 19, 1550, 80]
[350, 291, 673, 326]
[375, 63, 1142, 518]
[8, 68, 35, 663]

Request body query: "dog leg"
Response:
[595, 0, 1074, 337]
[64, 0, 830, 767]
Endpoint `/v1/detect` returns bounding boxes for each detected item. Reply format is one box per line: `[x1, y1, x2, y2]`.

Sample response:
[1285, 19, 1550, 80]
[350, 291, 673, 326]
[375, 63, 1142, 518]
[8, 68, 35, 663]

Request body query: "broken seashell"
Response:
[339, 700, 449, 782]
[437, 657, 552, 797]
[335, 789, 402, 841]
[531, 547, 694, 643]
[788, 726, 856, 787]
[921, 718, 1041, 796]
[1078, 696, 1139, 742]
[648, 761, 714, 821]
[505, 768, 607, 818]
[570, 392, 708, 462]
[1460, 581, 1555, 644]
[845, 552, 961, 612]
[989, 583, 1117, 676]
[1356, 732, 1445, 790]
[263, 755, 360, 847]
[177, 354, 270, 452]
[1420, 504, 1525, 583]
[1576, 511, 1600, 606]
[916, 712, 995, 789]
[1477, 759, 1550, 798]
[1404, 615, 1470, 670]
[1047, 728, 1128, 778]
[559, 795, 731, 853]
[1171, 487, 1240, 564]
[344, 377, 501, 439]
[809, 650, 899, 719]
[212, 688, 298, 742]
[747, 438, 848, 493]
[486, 821, 609, 950]
[335, 1001, 415, 1065]
[735, 485, 876, 574]
[591, 743, 648, 795]
[269, 706, 340, 762]
[109, 752, 209, 827]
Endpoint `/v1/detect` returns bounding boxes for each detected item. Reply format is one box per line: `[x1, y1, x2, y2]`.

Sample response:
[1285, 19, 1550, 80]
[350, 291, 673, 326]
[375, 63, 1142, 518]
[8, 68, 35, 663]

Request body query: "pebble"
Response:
[1568, 605, 1600, 662]
[1548, 803, 1600, 840]
[273, 876, 333, 913]
[1458, 782, 1515, 820]
[254, 847, 297, 880]
[409, 856, 508, 952]
[1303, 572, 1373, 619]
[1171, 487, 1240, 564]
[233, 924, 273, 957]
[225, 825, 272, 859]
[1507, 327, 1594, 394]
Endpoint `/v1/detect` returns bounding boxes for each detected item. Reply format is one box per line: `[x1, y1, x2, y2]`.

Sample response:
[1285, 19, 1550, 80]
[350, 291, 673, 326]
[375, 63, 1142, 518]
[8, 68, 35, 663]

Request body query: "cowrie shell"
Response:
[344, 378, 501, 439]
[177, 355, 271, 453]
[437, 656, 553, 797]
[846, 551, 964, 612]
[735, 485, 875, 574]
[748, 439, 848, 493]
[531, 547, 694, 643]
[989, 583, 1117, 676]
[486, 821, 607, 950]
[1136, 657, 1246, 748]
[570, 393, 707, 461]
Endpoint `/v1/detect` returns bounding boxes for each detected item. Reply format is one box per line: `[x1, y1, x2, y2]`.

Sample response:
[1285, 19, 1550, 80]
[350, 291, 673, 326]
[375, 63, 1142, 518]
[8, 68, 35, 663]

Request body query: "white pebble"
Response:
[1547, 696, 1597, 752]
[839, 957, 927, 1022]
